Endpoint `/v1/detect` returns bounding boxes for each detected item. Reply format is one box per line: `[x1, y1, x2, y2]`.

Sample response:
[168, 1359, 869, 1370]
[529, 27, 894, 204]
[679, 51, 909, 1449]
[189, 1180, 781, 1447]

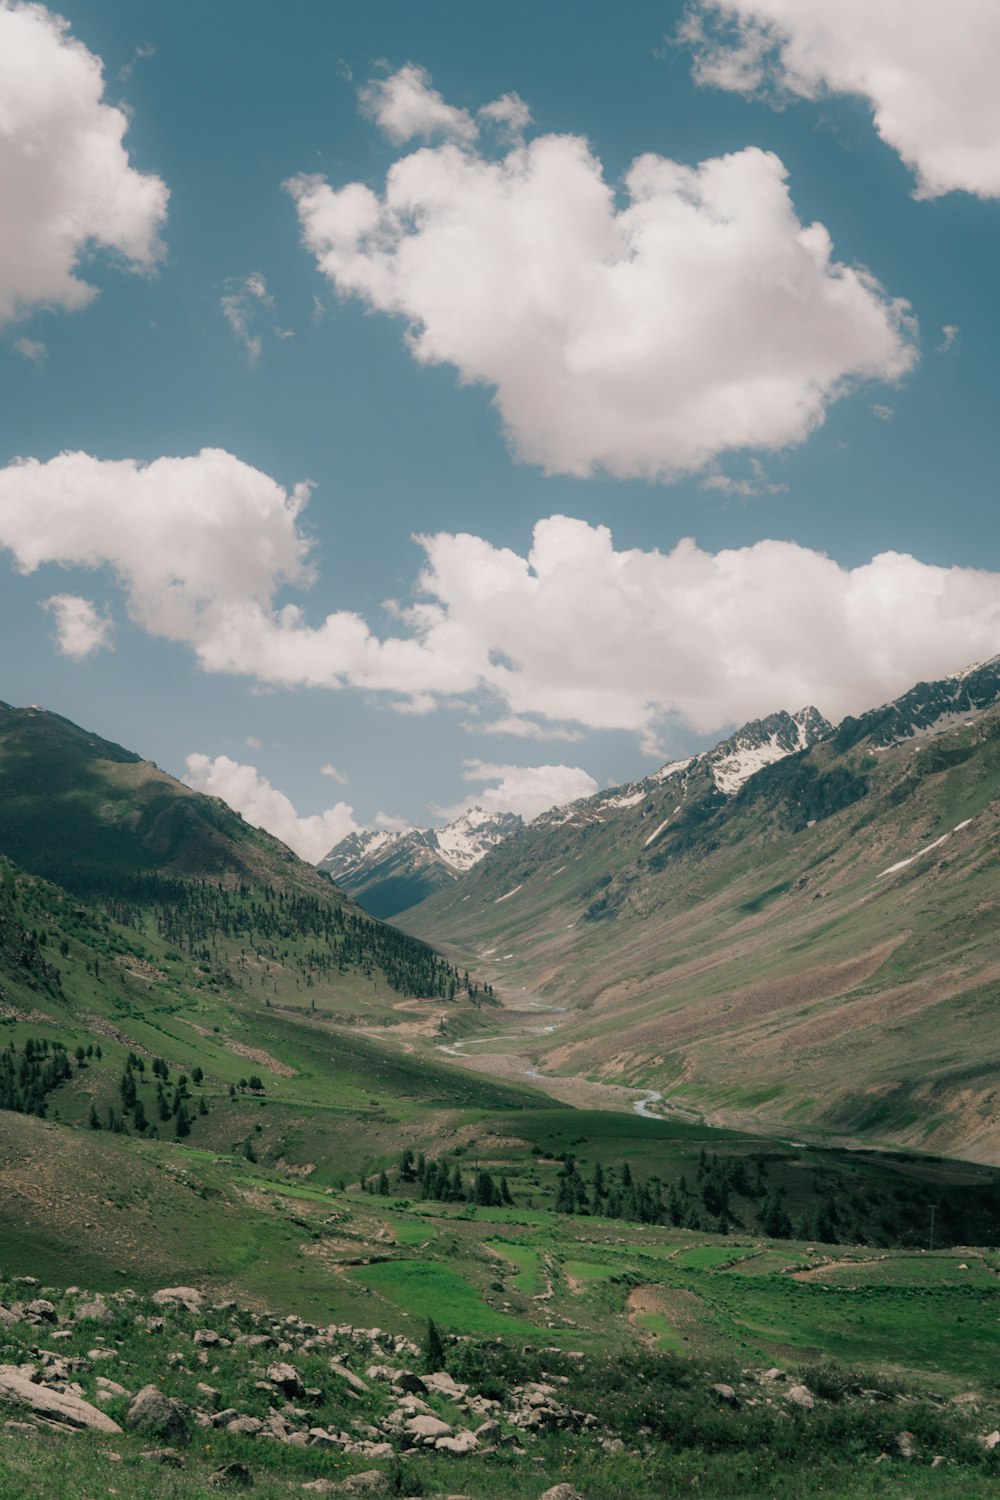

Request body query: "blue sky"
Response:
[2, 0, 999, 859]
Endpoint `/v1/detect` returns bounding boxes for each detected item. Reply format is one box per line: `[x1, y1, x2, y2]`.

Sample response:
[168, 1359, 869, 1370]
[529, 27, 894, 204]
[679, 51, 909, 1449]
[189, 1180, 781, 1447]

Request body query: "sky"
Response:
[2, 0, 1000, 862]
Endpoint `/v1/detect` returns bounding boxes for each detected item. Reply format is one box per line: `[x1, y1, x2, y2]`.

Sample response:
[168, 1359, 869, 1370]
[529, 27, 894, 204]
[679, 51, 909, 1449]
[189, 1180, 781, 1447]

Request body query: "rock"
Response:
[405, 1413, 453, 1443]
[435, 1429, 478, 1454]
[126, 1385, 192, 1445]
[209, 1461, 253, 1488]
[140, 1447, 185, 1466]
[330, 1359, 369, 1393]
[152, 1287, 204, 1312]
[931, 1455, 945, 1469]
[333, 1474, 392, 1496]
[711, 1383, 739, 1408]
[474, 1419, 501, 1444]
[539, 1487, 589, 1500]
[0, 1365, 122, 1433]
[893, 1431, 917, 1460]
[395, 1371, 427, 1395]
[422, 1371, 467, 1399]
[25, 1299, 57, 1322]
[785, 1384, 815, 1411]
[984, 1431, 1000, 1450]
[95, 1378, 129, 1399]
[194, 1329, 221, 1347]
[74, 1301, 114, 1323]
[266, 1362, 305, 1397]
[225, 1416, 264, 1436]
[761, 1367, 786, 1383]
[197, 1382, 221, 1409]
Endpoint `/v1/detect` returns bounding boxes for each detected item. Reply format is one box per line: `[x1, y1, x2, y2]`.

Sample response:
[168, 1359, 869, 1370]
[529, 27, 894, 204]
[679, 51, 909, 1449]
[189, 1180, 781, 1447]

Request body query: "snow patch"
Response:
[877, 833, 950, 878]
[495, 884, 523, 903]
[643, 818, 670, 848]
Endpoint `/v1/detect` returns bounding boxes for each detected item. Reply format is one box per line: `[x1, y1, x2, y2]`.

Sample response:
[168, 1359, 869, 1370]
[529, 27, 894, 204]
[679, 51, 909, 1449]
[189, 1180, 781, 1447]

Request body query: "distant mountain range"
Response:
[397, 654, 1000, 1160]
[319, 806, 523, 919]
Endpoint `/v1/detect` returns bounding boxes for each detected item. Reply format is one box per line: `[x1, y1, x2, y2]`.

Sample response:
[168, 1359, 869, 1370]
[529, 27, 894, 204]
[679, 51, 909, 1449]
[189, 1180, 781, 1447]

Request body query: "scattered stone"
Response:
[74, 1301, 114, 1323]
[435, 1429, 479, 1454]
[984, 1431, 1000, 1450]
[893, 1431, 917, 1460]
[422, 1371, 467, 1399]
[539, 1486, 589, 1500]
[333, 1473, 392, 1496]
[125, 1385, 192, 1445]
[0, 1365, 121, 1434]
[139, 1447, 185, 1466]
[330, 1360, 369, 1393]
[405, 1413, 453, 1444]
[761, 1367, 786, 1383]
[225, 1416, 264, 1436]
[152, 1287, 204, 1312]
[209, 1461, 253, 1488]
[266, 1362, 305, 1397]
[711, 1383, 739, 1408]
[785, 1384, 815, 1411]
[25, 1299, 57, 1322]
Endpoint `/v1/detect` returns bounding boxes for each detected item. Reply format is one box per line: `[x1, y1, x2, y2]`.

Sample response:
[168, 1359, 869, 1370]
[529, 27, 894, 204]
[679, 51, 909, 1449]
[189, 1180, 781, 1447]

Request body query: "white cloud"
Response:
[359, 62, 477, 144]
[321, 762, 349, 784]
[220, 273, 276, 363]
[478, 92, 532, 142]
[183, 753, 361, 864]
[245, 735, 261, 748]
[683, 2, 1000, 199]
[466, 714, 585, 742]
[287, 67, 915, 480]
[7, 451, 1000, 751]
[13, 336, 46, 364]
[938, 324, 959, 353]
[0, 1, 168, 324]
[870, 402, 894, 421]
[41, 592, 112, 659]
[435, 760, 599, 823]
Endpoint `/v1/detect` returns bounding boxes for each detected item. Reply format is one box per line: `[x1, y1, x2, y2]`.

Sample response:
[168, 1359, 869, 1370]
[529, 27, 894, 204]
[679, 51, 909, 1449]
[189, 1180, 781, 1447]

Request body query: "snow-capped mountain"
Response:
[535, 706, 831, 833]
[835, 654, 1000, 752]
[318, 807, 523, 919]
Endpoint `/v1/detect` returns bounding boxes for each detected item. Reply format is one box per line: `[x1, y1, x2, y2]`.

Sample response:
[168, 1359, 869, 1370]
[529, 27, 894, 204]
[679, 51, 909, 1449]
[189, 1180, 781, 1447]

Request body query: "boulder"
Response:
[785, 1384, 815, 1411]
[0, 1364, 122, 1433]
[126, 1385, 192, 1445]
[405, 1413, 452, 1443]
[25, 1299, 57, 1322]
[334, 1474, 392, 1496]
[983, 1431, 1000, 1451]
[266, 1362, 305, 1397]
[711, 1383, 739, 1408]
[209, 1462, 253, 1488]
[539, 1487, 589, 1500]
[435, 1429, 478, 1454]
[329, 1359, 369, 1393]
[139, 1447, 185, 1466]
[152, 1287, 203, 1312]
[422, 1371, 467, 1399]
[74, 1301, 114, 1323]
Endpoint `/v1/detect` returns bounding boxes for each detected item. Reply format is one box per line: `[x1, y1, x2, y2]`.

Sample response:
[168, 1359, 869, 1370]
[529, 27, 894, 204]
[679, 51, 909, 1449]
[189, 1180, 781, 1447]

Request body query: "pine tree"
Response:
[423, 1317, 446, 1372]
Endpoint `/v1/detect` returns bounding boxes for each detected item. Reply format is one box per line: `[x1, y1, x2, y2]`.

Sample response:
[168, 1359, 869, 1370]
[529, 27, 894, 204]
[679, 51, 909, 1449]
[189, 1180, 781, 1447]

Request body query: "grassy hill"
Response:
[398, 700, 1000, 1162]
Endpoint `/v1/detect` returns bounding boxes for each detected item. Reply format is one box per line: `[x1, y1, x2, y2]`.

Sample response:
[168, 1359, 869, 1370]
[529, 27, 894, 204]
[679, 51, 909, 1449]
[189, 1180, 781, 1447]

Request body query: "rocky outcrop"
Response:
[0, 1364, 122, 1433]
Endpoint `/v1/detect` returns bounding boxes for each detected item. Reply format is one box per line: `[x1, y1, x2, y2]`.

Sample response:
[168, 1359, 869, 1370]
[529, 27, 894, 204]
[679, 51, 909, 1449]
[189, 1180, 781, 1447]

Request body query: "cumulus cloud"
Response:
[938, 324, 959, 353]
[287, 65, 915, 481]
[359, 62, 477, 144]
[682, 1, 1000, 199]
[41, 593, 111, 658]
[219, 273, 291, 361]
[434, 760, 599, 823]
[321, 762, 349, 784]
[6, 450, 1000, 749]
[0, 1, 168, 324]
[183, 753, 362, 864]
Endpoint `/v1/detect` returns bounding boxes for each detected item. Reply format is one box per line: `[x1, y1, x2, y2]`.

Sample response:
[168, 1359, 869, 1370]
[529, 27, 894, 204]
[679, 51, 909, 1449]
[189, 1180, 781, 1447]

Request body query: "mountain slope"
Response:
[398, 667, 1000, 1161]
[320, 806, 522, 918]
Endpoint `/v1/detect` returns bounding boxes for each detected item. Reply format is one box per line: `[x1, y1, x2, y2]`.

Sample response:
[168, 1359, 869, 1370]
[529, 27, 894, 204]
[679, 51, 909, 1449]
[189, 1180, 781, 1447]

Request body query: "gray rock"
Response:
[0, 1364, 122, 1433]
[329, 1359, 369, 1393]
[152, 1287, 203, 1312]
[126, 1385, 192, 1445]
[139, 1447, 185, 1466]
[405, 1413, 452, 1443]
[983, 1431, 1000, 1450]
[785, 1384, 815, 1411]
[266, 1362, 305, 1397]
[25, 1299, 57, 1322]
[422, 1371, 467, 1399]
[333, 1473, 393, 1496]
[74, 1301, 114, 1323]
[711, 1383, 739, 1408]
[435, 1429, 478, 1454]
[209, 1461, 253, 1488]
[226, 1416, 264, 1436]
[539, 1487, 589, 1500]
[893, 1431, 917, 1460]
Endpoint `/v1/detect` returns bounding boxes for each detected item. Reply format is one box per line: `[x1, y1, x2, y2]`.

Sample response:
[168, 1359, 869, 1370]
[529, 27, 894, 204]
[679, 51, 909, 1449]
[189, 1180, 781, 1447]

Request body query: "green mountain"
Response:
[398, 663, 1000, 1162]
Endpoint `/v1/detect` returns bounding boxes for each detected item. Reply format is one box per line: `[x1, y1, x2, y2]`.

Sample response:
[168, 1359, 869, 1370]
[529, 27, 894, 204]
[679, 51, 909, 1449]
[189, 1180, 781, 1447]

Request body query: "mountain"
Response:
[319, 805, 523, 919]
[398, 665, 1000, 1162]
[0, 700, 469, 1009]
